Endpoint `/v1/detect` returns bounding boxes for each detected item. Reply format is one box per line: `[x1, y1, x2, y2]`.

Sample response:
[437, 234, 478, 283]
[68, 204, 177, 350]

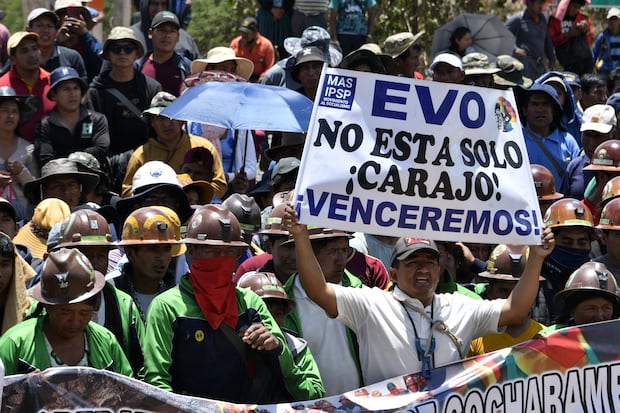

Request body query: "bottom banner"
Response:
[3, 319, 620, 412]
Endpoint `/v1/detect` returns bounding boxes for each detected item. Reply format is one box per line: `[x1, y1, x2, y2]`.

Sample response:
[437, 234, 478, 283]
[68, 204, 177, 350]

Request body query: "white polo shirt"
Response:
[334, 285, 504, 385]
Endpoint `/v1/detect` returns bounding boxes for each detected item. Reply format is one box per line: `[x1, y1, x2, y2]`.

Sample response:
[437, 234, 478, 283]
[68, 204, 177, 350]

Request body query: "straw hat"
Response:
[14, 198, 71, 259]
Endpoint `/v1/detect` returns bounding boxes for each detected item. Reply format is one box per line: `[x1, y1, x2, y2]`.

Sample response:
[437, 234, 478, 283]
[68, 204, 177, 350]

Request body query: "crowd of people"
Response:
[0, 0, 620, 408]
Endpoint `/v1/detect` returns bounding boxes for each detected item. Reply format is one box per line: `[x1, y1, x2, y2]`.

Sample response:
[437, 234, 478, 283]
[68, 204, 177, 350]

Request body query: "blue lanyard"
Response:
[401, 300, 435, 379]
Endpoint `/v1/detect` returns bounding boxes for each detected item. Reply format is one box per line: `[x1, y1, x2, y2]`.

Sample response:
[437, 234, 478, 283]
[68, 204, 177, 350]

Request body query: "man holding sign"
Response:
[282, 204, 554, 384]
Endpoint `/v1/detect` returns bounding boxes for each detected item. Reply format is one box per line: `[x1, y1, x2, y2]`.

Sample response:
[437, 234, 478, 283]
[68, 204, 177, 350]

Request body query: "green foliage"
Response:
[0, 0, 613, 61]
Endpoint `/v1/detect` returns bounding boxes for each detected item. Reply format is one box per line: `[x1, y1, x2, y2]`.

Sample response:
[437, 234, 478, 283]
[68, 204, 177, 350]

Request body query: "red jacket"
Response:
[0, 66, 54, 143]
[548, 12, 593, 48]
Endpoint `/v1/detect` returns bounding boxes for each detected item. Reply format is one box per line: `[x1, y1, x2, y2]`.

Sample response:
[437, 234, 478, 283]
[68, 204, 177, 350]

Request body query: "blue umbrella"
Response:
[161, 81, 314, 132]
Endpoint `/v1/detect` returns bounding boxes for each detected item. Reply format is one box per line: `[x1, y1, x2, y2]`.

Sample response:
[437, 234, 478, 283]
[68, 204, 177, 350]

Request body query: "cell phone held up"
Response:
[66, 6, 81, 19]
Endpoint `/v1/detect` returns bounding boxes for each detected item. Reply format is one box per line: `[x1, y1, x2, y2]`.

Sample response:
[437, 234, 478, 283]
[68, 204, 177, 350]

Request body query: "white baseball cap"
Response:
[581, 104, 617, 134]
[430, 52, 463, 71]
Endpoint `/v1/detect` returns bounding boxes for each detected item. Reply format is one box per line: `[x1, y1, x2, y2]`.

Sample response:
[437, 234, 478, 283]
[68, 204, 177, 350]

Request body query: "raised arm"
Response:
[283, 204, 339, 317]
[498, 226, 555, 327]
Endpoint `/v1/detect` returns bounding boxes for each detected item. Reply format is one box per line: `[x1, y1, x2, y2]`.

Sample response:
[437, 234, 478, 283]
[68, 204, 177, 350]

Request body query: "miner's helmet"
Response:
[543, 198, 594, 230]
[531, 164, 563, 201]
[116, 205, 185, 257]
[31, 248, 105, 305]
[478, 244, 528, 281]
[259, 202, 289, 236]
[554, 261, 620, 317]
[583, 140, 620, 172]
[222, 193, 261, 235]
[237, 271, 294, 303]
[601, 176, 620, 206]
[183, 204, 248, 247]
[597, 198, 620, 230]
[56, 209, 114, 249]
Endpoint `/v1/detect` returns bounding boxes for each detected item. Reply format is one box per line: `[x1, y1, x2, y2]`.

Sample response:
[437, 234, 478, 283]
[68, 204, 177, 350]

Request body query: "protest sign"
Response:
[293, 68, 542, 245]
[3, 320, 620, 412]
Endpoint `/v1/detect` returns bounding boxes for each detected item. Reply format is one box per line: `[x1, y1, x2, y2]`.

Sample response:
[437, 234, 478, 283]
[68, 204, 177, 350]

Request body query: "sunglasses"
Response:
[108, 44, 138, 54]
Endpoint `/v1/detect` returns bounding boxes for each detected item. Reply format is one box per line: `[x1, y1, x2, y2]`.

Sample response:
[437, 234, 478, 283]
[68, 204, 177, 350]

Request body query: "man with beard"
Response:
[540, 198, 595, 324]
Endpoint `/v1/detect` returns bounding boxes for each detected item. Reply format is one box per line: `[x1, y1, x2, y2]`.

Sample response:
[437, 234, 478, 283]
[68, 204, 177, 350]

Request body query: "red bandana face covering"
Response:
[189, 256, 239, 330]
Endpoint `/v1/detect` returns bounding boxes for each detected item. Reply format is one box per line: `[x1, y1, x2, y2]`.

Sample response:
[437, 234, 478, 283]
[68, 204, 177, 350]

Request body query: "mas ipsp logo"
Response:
[319, 74, 356, 110]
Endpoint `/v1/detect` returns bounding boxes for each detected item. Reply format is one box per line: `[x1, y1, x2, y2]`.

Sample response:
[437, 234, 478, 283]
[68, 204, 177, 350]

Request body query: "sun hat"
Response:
[383, 31, 424, 58]
[462, 52, 500, 75]
[115, 161, 194, 223]
[283, 26, 343, 67]
[177, 173, 214, 205]
[68, 151, 111, 190]
[102, 26, 144, 59]
[23, 158, 100, 206]
[494, 55, 533, 87]
[143, 91, 177, 117]
[14, 198, 71, 259]
[0, 86, 40, 124]
[47, 66, 87, 99]
[340, 46, 387, 73]
[190, 47, 254, 80]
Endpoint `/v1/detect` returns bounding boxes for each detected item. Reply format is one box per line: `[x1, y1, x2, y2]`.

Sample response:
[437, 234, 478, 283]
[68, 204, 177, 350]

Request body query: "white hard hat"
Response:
[131, 161, 180, 195]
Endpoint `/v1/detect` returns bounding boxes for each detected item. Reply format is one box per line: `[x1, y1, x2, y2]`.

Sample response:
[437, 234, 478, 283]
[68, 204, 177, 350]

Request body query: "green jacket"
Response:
[102, 283, 145, 376]
[142, 275, 325, 403]
[438, 269, 481, 300]
[0, 315, 133, 377]
[283, 269, 364, 386]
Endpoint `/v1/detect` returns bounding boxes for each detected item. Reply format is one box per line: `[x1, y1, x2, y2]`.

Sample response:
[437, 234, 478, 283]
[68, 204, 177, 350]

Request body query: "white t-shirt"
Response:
[334, 285, 504, 385]
[294, 276, 361, 396]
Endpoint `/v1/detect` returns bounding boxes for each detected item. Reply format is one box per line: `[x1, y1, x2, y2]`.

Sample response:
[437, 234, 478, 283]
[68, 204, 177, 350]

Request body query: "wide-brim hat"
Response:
[48, 66, 88, 99]
[282, 226, 351, 246]
[265, 132, 306, 161]
[283, 26, 343, 67]
[68, 151, 111, 191]
[514, 83, 563, 121]
[190, 47, 254, 80]
[0, 86, 40, 125]
[114, 183, 195, 225]
[383, 31, 424, 58]
[177, 173, 214, 205]
[462, 53, 501, 76]
[14, 198, 71, 260]
[102, 26, 145, 59]
[494, 55, 532, 87]
[477, 271, 545, 282]
[23, 158, 100, 206]
[340, 48, 386, 73]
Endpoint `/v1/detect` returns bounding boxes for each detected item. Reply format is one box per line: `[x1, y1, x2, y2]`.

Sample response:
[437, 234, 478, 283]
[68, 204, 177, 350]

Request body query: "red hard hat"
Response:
[531, 164, 563, 200]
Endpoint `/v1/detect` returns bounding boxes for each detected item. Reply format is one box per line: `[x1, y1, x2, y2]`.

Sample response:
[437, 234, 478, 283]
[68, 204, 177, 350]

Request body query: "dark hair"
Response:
[0, 233, 15, 258]
[581, 73, 607, 94]
[570, 0, 586, 7]
[449, 27, 471, 47]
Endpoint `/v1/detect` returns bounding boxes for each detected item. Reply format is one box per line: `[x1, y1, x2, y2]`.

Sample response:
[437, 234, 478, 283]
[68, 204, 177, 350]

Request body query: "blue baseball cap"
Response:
[48, 66, 87, 99]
